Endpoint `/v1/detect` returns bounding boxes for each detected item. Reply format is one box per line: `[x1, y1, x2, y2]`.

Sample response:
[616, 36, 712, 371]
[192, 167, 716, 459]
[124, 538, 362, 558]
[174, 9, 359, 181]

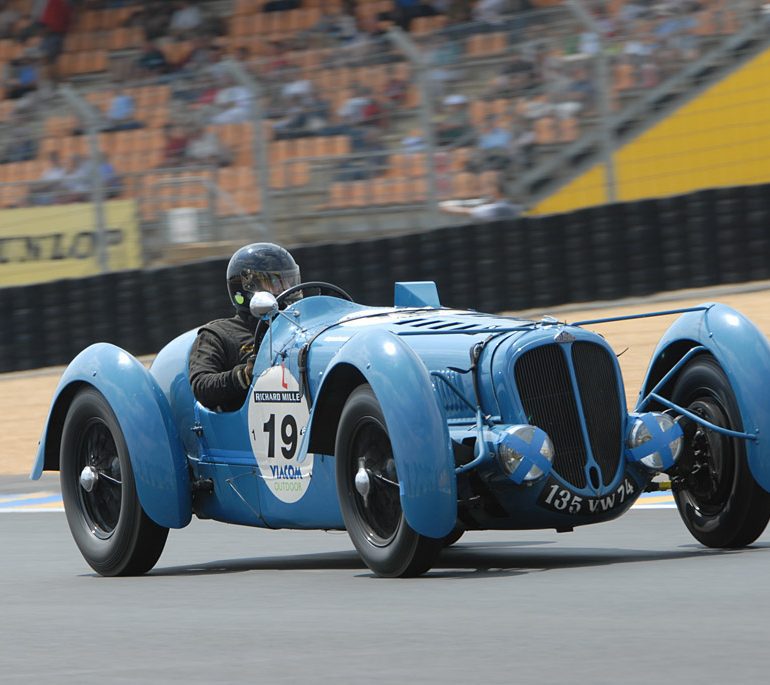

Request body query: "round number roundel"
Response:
[248, 365, 314, 503]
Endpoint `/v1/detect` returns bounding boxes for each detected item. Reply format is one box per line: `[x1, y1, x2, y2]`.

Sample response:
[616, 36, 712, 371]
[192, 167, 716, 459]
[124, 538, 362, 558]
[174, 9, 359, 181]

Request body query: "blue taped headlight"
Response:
[493, 425, 554, 484]
[626, 412, 683, 471]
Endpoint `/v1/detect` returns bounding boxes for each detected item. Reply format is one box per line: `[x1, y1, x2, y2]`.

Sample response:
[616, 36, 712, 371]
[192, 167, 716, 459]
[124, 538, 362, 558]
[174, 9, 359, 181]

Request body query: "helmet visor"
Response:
[241, 267, 300, 296]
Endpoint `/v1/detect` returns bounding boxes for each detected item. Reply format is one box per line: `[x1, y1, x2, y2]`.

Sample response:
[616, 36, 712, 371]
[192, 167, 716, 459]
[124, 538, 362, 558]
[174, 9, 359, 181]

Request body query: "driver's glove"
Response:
[238, 355, 256, 389]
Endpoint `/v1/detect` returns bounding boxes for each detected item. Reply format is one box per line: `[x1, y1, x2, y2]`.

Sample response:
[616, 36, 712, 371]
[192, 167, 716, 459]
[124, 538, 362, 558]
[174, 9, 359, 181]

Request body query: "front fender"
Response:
[639, 303, 770, 492]
[319, 328, 456, 538]
[31, 343, 192, 528]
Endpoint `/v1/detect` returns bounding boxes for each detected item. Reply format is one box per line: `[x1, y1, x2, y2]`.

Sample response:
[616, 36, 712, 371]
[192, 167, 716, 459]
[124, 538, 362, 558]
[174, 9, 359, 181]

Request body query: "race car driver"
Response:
[188, 242, 301, 412]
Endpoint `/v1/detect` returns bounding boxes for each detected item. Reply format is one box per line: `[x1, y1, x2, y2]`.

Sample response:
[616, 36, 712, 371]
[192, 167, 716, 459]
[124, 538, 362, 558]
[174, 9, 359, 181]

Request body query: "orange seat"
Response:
[109, 27, 143, 51]
[288, 160, 309, 186]
[325, 182, 346, 209]
[558, 116, 579, 143]
[452, 172, 480, 199]
[534, 116, 557, 145]
[614, 62, 636, 91]
[44, 115, 77, 138]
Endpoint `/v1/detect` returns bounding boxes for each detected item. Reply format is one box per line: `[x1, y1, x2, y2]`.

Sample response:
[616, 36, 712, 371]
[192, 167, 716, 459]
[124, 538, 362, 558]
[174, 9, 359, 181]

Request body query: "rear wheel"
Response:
[60, 388, 168, 576]
[671, 356, 770, 548]
[335, 385, 442, 577]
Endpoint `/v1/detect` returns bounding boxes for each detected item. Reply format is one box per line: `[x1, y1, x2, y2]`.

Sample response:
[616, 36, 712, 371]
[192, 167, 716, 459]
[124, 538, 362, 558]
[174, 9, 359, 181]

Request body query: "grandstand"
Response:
[0, 0, 767, 265]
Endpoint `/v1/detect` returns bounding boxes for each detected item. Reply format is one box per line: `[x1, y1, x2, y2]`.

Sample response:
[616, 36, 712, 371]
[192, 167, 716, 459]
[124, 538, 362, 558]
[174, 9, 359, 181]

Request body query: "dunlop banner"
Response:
[0, 200, 141, 286]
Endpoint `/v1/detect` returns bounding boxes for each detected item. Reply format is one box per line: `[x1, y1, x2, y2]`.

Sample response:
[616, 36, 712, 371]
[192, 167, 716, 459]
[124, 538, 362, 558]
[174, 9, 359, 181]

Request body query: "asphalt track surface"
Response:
[3, 476, 770, 684]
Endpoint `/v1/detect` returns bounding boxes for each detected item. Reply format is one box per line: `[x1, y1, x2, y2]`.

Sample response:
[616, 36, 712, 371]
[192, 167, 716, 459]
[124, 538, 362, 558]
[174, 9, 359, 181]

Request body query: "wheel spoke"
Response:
[98, 472, 123, 486]
[77, 420, 122, 538]
[351, 422, 401, 544]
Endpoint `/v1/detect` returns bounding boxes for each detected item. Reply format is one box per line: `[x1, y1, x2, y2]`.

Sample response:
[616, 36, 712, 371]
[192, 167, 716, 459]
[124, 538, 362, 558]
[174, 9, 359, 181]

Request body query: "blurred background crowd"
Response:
[0, 0, 764, 260]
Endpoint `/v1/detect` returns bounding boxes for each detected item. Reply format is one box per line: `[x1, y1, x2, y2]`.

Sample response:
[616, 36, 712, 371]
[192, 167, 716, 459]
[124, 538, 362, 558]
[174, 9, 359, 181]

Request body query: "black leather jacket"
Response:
[188, 313, 257, 412]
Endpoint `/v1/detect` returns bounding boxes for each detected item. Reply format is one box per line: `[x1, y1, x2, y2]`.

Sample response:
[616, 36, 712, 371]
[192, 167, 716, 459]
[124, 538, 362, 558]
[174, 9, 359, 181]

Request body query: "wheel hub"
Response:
[79, 465, 99, 493]
[354, 458, 371, 505]
[679, 399, 733, 511]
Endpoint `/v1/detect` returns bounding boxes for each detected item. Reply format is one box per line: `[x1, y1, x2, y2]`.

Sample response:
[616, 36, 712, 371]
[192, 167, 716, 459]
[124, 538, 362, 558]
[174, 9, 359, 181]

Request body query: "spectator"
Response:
[441, 178, 523, 220]
[209, 75, 252, 125]
[58, 153, 122, 202]
[4, 49, 40, 99]
[264, 0, 301, 12]
[29, 151, 66, 205]
[124, 0, 173, 41]
[562, 65, 595, 115]
[104, 88, 144, 132]
[336, 127, 389, 181]
[0, 1, 20, 39]
[383, 64, 408, 108]
[0, 116, 37, 163]
[474, 0, 511, 25]
[190, 72, 219, 109]
[337, 83, 371, 127]
[134, 38, 169, 77]
[426, 33, 463, 102]
[186, 125, 231, 166]
[39, 0, 73, 76]
[162, 123, 190, 166]
[272, 95, 310, 138]
[174, 35, 215, 74]
[303, 90, 331, 132]
[467, 114, 513, 172]
[205, 44, 230, 81]
[280, 69, 313, 102]
[435, 94, 473, 146]
[360, 88, 385, 128]
[261, 40, 292, 84]
[510, 113, 535, 170]
[169, 0, 203, 39]
[99, 154, 122, 198]
[62, 154, 92, 203]
[392, 0, 420, 31]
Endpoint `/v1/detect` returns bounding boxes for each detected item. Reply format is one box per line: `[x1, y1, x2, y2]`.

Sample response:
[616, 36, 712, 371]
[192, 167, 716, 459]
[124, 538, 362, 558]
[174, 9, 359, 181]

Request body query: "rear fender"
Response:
[309, 328, 456, 538]
[639, 303, 770, 492]
[31, 343, 192, 528]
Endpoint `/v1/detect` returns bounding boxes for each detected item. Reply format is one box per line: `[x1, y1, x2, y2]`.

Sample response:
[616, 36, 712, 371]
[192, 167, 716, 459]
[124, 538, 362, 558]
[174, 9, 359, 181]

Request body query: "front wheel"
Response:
[335, 385, 442, 577]
[671, 356, 770, 548]
[60, 388, 169, 576]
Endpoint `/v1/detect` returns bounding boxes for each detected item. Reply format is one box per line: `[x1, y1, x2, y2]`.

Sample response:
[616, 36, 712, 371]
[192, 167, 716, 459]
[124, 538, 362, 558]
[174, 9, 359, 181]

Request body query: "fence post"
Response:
[222, 60, 272, 240]
[60, 85, 109, 273]
[565, 0, 618, 204]
[386, 27, 441, 227]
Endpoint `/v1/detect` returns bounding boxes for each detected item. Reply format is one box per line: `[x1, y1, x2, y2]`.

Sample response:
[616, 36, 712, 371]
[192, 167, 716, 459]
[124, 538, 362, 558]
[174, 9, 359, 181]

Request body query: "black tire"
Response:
[442, 526, 465, 547]
[335, 385, 443, 577]
[671, 356, 770, 548]
[60, 388, 169, 576]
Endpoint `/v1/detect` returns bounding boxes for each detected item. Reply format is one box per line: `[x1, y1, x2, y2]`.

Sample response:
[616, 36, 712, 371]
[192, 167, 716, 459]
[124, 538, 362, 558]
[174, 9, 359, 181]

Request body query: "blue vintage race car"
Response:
[32, 281, 770, 577]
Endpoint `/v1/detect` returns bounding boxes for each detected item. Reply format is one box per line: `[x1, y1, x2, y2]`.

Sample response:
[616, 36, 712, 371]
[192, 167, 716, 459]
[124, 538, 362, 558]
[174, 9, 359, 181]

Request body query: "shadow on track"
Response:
[143, 540, 770, 579]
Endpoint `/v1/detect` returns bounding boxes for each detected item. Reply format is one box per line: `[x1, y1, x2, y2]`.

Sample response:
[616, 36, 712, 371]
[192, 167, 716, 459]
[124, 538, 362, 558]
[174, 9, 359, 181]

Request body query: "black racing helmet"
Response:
[226, 242, 301, 314]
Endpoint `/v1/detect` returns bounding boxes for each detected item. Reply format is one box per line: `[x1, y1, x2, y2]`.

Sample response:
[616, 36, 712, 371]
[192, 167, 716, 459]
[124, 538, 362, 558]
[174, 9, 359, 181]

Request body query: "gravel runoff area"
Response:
[2, 281, 769, 476]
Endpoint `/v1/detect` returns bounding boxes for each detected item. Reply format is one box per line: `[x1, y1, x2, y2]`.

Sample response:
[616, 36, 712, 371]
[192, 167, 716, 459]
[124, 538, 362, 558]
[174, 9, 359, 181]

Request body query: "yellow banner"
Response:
[0, 200, 141, 287]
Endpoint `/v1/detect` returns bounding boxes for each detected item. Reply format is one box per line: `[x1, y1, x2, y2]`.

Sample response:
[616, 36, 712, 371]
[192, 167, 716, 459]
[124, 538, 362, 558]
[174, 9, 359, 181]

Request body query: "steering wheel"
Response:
[254, 281, 353, 347]
[274, 281, 353, 308]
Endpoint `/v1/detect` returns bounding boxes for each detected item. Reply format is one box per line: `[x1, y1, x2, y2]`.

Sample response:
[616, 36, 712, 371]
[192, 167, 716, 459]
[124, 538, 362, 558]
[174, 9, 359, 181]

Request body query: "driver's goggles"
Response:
[241, 268, 300, 295]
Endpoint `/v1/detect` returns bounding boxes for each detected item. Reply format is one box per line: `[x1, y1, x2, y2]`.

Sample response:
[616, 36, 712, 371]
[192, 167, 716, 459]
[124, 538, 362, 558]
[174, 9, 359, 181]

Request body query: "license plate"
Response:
[538, 477, 636, 515]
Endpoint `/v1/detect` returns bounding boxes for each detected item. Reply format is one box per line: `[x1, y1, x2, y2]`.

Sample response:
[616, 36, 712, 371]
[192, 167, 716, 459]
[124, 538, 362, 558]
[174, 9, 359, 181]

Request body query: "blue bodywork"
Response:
[32, 284, 770, 538]
[32, 344, 191, 528]
[637, 303, 770, 493]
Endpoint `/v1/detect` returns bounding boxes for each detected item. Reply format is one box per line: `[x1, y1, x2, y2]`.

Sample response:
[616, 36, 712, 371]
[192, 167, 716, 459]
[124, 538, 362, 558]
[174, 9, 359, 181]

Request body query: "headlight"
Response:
[626, 412, 683, 471]
[494, 425, 554, 484]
